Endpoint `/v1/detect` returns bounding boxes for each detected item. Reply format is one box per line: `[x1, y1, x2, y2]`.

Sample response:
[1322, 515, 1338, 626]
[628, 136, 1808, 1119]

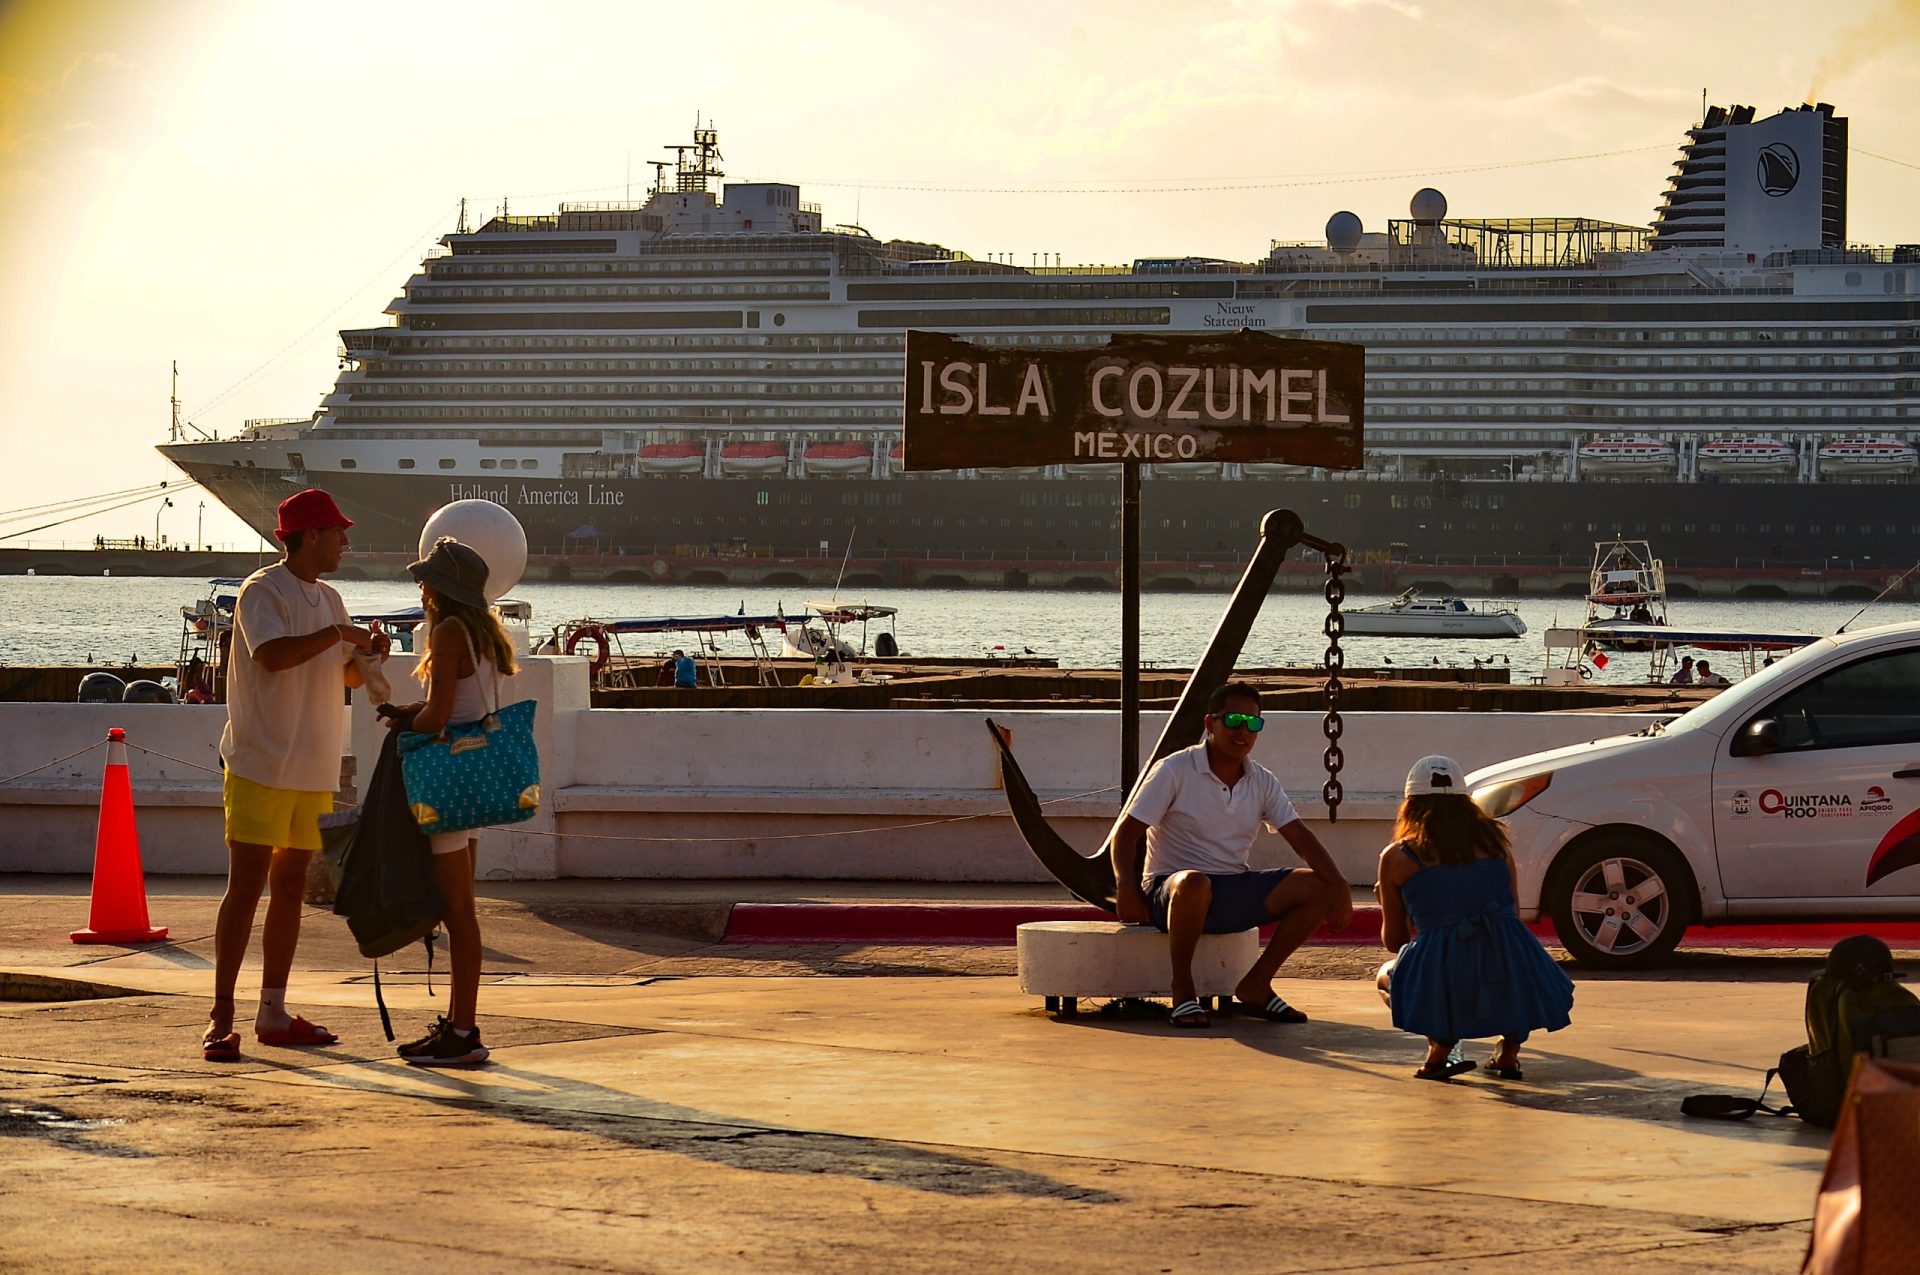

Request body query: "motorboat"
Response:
[1577, 437, 1677, 474]
[1343, 590, 1526, 638]
[803, 441, 873, 474]
[780, 599, 903, 680]
[1581, 538, 1670, 650]
[1697, 436, 1796, 473]
[636, 441, 704, 474]
[1818, 436, 1918, 474]
[717, 441, 788, 475]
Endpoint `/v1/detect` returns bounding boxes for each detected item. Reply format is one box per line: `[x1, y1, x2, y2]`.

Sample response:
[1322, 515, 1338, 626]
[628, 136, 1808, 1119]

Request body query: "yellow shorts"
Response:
[223, 771, 331, 852]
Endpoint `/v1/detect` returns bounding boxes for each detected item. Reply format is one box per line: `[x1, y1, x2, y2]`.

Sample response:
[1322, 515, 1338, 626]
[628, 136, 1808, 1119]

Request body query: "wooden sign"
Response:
[902, 329, 1364, 471]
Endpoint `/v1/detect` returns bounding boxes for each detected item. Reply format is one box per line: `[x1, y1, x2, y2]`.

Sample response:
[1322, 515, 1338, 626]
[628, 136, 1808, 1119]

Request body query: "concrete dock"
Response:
[0, 877, 1846, 1272]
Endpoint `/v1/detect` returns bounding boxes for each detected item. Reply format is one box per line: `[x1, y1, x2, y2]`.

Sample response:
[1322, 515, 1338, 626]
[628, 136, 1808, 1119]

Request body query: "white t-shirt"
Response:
[1122, 743, 1300, 877]
[219, 563, 352, 792]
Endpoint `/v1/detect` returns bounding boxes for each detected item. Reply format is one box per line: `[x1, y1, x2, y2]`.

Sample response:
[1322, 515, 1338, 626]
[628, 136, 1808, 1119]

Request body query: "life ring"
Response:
[565, 624, 611, 676]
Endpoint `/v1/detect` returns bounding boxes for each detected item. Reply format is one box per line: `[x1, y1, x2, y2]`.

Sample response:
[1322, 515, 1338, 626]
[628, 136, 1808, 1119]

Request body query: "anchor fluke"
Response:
[987, 720, 1117, 911]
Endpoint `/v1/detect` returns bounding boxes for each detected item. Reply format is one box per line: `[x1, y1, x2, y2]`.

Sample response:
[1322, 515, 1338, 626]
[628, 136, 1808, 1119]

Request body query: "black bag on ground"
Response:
[1685, 934, 1919, 1126]
[321, 721, 443, 1040]
[1778, 935, 1919, 1128]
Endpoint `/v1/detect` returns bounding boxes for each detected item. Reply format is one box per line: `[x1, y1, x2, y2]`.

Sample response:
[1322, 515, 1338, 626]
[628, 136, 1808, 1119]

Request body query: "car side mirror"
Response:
[1736, 718, 1781, 757]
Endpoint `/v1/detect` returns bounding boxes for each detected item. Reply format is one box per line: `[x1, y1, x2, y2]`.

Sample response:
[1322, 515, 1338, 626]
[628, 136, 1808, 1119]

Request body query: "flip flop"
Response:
[1238, 995, 1309, 1024]
[255, 1015, 339, 1047]
[1169, 998, 1211, 1029]
[1487, 1063, 1525, 1081]
[1415, 1057, 1478, 1082]
[202, 1032, 241, 1063]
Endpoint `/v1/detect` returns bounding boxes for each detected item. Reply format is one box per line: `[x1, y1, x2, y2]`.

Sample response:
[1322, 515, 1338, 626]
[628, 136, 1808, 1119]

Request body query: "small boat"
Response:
[637, 441, 704, 474]
[780, 599, 904, 679]
[1578, 436, 1677, 473]
[803, 441, 873, 474]
[718, 441, 788, 475]
[1697, 436, 1795, 473]
[1581, 538, 1670, 650]
[1343, 590, 1526, 638]
[1818, 436, 1918, 474]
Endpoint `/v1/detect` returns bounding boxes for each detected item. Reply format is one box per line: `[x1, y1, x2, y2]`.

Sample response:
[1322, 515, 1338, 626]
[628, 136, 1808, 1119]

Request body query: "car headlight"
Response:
[1472, 773, 1552, 819]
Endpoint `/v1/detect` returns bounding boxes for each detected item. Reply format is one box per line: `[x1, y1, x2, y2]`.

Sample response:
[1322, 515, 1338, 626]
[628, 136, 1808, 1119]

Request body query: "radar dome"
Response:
[418, 500, 528, 602]
[1410, 188, 1447, 224]
[1325, 211, 1363, 253]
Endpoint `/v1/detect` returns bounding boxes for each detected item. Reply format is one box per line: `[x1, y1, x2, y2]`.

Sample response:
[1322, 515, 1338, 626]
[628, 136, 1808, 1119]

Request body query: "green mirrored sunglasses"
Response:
[1217, 712, 1265, 733]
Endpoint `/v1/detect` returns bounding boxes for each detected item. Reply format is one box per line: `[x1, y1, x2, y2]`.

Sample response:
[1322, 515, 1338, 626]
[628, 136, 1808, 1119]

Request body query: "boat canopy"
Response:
[587, 614, 788, 635]
[1551, 624, 1818, 651]
[804, 599, 898, 621]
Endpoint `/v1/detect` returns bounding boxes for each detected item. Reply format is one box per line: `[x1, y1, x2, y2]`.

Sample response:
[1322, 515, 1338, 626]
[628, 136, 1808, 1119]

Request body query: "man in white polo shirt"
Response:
[1113, 681, 1352, 1028]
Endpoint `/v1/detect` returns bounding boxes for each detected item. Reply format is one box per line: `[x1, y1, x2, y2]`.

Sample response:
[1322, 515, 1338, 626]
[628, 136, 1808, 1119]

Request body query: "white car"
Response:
[1468, 619, 1920, 968]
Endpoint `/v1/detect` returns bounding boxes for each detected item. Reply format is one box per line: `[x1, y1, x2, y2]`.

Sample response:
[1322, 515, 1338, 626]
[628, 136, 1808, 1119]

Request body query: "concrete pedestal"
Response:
[1016, 920, 1259, 1013]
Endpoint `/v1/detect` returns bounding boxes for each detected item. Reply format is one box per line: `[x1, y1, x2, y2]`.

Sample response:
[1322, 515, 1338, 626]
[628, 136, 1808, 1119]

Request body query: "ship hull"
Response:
[171, 454, 1920, 569]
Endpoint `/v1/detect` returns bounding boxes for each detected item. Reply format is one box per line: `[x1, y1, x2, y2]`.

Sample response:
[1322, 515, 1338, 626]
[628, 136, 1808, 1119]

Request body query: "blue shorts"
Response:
[1144, 868, 1293, 934]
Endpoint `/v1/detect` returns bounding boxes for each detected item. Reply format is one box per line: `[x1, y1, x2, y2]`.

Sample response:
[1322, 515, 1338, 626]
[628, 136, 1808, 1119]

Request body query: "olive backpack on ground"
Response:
[1683, 935, 1920, 1126]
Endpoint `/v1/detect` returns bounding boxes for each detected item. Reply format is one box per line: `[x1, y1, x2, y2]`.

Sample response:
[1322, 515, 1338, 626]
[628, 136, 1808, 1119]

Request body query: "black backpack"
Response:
[1684, 935, 1920, 1126]
[321, 723, 443, 1039]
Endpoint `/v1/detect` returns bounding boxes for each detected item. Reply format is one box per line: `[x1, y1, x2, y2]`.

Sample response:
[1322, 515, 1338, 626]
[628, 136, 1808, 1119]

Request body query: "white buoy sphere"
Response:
[419, 500, 528, 601]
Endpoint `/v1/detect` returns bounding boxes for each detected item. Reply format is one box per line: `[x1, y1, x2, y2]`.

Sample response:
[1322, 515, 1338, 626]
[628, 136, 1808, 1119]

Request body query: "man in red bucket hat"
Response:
[201, 488, 389, 1062]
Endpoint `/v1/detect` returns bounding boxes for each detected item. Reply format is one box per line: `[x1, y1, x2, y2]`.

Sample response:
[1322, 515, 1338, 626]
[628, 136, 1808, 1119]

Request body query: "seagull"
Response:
[1432, 657, 1441, 666]
[1383, 656, 1392, 665]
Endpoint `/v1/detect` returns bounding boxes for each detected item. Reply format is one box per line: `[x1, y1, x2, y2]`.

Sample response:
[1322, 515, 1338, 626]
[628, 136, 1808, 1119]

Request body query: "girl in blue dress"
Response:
[1374, 756, 1575, 1081]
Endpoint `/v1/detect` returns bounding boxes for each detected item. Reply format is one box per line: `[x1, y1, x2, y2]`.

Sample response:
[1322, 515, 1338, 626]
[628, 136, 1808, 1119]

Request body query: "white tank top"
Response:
[446, 652, 496, 726]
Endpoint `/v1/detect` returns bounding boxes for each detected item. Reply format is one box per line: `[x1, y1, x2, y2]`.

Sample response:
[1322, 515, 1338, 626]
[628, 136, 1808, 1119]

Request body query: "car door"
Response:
[1712, 645, 1920, 903]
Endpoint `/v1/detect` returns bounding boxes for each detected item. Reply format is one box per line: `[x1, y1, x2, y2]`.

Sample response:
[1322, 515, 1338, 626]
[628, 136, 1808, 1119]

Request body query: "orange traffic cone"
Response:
[70, 727, 168, 944]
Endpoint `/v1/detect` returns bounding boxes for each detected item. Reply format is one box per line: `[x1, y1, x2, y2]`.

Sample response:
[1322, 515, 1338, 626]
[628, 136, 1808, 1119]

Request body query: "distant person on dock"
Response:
[1374, 756, 1574, 1081]
[202, 489, 388, 1063]
[673, 648, 697, 689]
[1111, 681, 1352, 1029]
[1694, 660, 1730, 688]
[1668, 656, 1695, 686]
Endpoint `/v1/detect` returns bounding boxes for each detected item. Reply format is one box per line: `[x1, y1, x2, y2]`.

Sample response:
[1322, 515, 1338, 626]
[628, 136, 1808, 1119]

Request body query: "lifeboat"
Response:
[887, 442, 904, 466]
[1240, 462, 1317, 478]
[718, 441, 788, 475]
[803, 441, 873, 474]
[1152, 462, 1223, 478]
[1577, 436, 1677, 474]
[636, 441, 704, 474]
[1697, 437, 1795, 473]
[1818, 437, 1918, 474]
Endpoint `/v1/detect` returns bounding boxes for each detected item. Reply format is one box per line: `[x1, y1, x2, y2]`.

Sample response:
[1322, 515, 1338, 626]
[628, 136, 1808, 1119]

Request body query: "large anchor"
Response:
[987, 509, 1348, 911]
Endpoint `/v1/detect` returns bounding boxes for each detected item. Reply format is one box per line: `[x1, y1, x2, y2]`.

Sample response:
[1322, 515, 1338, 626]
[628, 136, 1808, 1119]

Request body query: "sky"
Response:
[2, 0, 1917, 548]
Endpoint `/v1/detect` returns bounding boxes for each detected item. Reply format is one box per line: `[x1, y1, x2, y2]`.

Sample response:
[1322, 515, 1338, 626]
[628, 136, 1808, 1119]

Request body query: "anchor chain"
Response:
[1321, 545, 1348, 821]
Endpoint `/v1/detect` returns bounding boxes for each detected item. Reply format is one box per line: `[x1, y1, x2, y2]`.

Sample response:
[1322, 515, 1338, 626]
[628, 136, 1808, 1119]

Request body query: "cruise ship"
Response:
[160, 104, 1920, 569]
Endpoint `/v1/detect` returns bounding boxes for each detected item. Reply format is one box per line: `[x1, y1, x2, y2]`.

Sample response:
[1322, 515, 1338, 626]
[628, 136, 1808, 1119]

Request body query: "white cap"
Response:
[1404, 755, 1465, 797]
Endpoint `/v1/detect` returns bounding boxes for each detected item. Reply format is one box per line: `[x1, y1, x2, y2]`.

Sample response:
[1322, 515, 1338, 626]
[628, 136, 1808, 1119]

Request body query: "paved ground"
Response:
[0, 877, 1855, 1272]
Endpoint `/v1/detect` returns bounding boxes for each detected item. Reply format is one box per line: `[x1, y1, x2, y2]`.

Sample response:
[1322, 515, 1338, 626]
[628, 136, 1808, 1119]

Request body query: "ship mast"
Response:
[170, 361, 180, 443]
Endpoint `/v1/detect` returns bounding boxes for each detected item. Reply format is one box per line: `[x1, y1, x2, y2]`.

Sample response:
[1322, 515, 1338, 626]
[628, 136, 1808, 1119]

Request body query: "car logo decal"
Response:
[1865, 809, 1920, 888]
[1731, 789, 1752, 817]
[1861, 786, 1894, 814]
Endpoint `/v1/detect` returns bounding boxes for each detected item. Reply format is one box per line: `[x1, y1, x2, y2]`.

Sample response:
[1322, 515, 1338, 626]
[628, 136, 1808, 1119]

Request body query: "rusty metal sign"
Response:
[902, 329, 1364, 471]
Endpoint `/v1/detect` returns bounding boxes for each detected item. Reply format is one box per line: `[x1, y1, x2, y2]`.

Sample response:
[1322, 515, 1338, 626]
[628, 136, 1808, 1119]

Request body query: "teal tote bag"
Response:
[398, 696, 541, 835]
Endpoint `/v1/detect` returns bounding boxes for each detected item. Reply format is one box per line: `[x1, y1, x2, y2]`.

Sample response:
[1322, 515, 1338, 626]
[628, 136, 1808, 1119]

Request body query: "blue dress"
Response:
[1389, 846, 1575, 1043]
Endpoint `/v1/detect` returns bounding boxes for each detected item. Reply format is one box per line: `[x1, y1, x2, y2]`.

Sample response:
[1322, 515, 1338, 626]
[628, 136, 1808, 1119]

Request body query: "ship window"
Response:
[398, 459, 416, 469]
[522, 460, 538, 470]
[438, 459, 455, 469]
[500, 460, 518, 470]
[480, 459, 496, 469]
[339, 459, 357, 469]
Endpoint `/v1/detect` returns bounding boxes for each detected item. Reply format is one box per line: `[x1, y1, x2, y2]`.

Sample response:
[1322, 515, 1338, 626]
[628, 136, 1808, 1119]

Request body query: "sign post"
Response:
[902, 328, 1365, 796]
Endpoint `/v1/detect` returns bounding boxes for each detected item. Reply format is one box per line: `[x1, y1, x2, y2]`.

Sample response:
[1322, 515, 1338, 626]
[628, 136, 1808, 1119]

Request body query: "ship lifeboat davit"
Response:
[1819, 436, 1918, 474]
[718, 441, 788, 475]
[1697, 437, 1796, 474]
[804, 441, 873, 474]
[637, 441, 704, 474]
[1577, 436, 1677, 474]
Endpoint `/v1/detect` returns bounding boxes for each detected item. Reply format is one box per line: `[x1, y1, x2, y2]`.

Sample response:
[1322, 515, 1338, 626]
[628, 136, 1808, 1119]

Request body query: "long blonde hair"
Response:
[1393, 795, 1511, 867]
[415, 591, 518, 685]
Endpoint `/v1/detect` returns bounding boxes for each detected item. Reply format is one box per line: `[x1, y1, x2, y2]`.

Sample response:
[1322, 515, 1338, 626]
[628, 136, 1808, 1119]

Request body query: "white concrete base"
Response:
[1016, 920, 1259, 1002]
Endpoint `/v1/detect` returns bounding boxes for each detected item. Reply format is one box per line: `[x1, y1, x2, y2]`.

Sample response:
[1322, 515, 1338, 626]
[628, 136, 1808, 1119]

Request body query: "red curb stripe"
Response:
[722, 903, 1920, 950]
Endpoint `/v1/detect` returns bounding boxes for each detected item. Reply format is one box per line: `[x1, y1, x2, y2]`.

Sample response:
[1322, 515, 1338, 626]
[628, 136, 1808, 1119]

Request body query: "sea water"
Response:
[4, 573, 1913, 687]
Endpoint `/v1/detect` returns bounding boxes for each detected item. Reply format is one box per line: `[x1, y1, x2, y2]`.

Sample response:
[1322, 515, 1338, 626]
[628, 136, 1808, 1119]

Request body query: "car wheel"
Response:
[1546, 835, 1692, 969]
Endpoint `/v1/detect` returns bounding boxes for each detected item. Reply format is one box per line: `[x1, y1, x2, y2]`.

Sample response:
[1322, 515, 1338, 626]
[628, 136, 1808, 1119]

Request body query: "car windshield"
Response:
[1653, 636, 1840, 737]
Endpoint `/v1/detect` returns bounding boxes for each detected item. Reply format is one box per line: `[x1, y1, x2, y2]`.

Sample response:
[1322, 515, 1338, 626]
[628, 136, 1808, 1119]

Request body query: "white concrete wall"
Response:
[0, 656, 1666, 884]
